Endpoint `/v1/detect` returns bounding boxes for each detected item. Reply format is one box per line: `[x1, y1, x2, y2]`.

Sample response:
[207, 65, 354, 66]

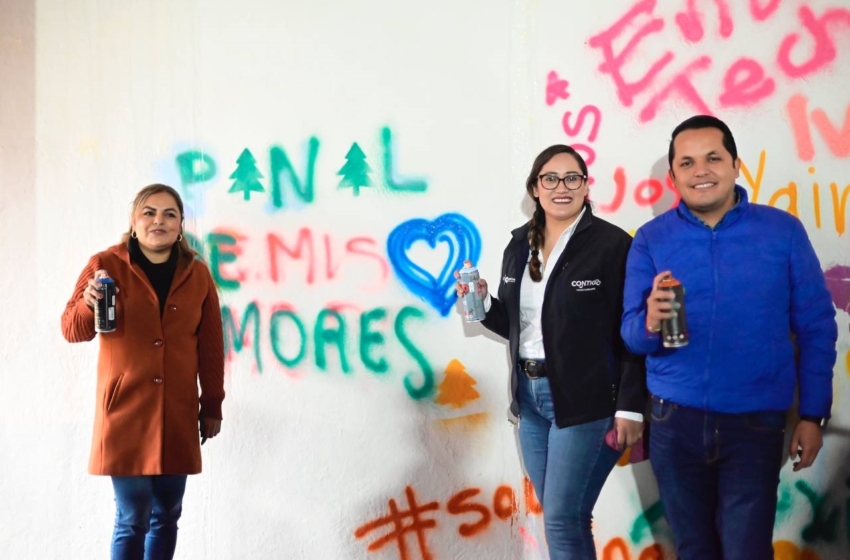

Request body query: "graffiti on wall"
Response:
[588, 0, 850, 124]
[173, 126, 428, 217]
[546, 71, 850, 233]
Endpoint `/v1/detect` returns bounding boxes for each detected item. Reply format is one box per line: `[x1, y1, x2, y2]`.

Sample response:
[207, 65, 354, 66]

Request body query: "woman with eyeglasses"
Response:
[455, 145, 646, 559]
[61, 184, 224, 560]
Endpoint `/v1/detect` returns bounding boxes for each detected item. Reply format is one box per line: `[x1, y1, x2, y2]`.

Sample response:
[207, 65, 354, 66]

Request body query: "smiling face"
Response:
[669, 127, 741, 227]
[132, 191, 182, 260]
[532, 152, 588, 227]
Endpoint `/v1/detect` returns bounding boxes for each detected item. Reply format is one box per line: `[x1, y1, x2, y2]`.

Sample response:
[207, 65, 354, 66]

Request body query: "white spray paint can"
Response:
[460, 264, 486, 322]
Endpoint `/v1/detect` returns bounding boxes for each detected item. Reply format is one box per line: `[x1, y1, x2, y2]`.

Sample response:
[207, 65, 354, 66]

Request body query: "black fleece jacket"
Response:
[482, 205, 647, 428]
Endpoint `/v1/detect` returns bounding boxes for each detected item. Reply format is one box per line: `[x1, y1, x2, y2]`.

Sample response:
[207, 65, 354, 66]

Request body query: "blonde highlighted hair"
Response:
[122, 183, 202, 266]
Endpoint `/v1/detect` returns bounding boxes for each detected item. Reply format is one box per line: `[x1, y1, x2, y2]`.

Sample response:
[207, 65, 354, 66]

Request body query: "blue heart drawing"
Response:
[387, 213, 482, 317]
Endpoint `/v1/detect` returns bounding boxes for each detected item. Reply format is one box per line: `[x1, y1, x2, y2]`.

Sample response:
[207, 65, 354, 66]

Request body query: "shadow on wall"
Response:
[649, 155, 678, 218]
[776, 423, 850, 559]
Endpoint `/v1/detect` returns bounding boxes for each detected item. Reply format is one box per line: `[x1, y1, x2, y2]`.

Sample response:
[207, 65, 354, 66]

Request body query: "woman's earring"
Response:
[131, 231, 137, 239]
[177, 233, 183, 242]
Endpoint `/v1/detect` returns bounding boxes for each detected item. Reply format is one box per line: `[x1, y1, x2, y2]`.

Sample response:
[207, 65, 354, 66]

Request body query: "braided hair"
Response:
[524, 145, 589, 282]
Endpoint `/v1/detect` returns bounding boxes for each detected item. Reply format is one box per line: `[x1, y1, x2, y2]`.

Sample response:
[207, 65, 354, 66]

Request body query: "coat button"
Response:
[153, 376, 163, 384]
[154, 339, 164, 347]
[169, 305, 177, 311]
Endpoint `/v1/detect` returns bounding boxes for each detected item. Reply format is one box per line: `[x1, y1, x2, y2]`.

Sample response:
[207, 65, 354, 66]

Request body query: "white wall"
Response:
[2, 0, 849, 558]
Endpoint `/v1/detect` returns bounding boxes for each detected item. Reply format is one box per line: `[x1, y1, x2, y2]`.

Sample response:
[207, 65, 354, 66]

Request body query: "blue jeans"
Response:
[517, 373, 620, 560]
[649, 396, 785, 560]
[111, 475, 188, 560]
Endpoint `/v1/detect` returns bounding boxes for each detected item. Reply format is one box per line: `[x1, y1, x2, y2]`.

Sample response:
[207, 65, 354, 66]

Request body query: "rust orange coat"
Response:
[62, 243, 225, 476]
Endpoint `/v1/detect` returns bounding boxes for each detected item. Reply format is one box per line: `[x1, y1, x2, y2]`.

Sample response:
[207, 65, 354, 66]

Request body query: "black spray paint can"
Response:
[659, 276, 688, 348]
[94, 277, 117, 333]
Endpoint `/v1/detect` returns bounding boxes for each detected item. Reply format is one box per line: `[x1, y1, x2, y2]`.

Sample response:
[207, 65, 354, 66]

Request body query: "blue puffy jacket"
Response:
[621, 186, 837, 416]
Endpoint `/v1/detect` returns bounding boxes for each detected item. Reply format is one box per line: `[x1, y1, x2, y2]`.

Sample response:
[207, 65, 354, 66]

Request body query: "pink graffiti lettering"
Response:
[675, 0, 734, 42]
[590, 1, 849, 122]
[749, 0, 780, 22]
[571, 143, 596, 168]
[546, 71, 570, 105]
[639, 56, 713, 122]
[786, 94, 850, 161]
[787, 94, 815, 161]
[596, 168, 627, 214]
[265, 229, 389, 288]
[719, 57, 775, 107]
[777, 6, 850, 79]
[548, 73, 604, 183]
[812, 105, 850, 158]
[587, 0, 673, 108]
[563, 106, 602, 144]
[595, 166, 679, 214]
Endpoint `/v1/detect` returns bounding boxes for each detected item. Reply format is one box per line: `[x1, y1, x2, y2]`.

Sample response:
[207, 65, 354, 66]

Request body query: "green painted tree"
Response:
[337, 142, 373, 195]
[229, 148, 265, 200]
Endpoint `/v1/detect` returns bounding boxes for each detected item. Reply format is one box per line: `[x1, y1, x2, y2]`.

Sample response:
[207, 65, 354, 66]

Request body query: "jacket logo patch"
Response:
[572, 279, 601, 291]
[503, 276, 516, 284]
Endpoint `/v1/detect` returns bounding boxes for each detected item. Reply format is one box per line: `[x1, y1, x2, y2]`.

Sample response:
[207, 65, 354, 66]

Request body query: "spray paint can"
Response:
[94, 277, 117, 333]
[659, 276, 688, 348]
[460, 264, 486, 322]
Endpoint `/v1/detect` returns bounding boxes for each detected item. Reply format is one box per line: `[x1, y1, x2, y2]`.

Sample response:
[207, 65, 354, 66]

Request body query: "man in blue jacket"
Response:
[621, 115, 837, 560]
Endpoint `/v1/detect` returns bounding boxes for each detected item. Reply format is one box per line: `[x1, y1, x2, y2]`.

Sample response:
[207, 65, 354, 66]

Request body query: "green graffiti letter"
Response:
[207, 233, 241, 290]
[270, 309, 307, 368]
[394, 306, 434, 399]
[175, 150, 217, 188]
[314, 309, 350, 373]
[269, 138, 320, 209]
[797, 480, 839, 543]
[629, 501, 665, 544]
[359, 308, 388, 374]
[381, 127, 427, 193]
[222, 303, 262, 373]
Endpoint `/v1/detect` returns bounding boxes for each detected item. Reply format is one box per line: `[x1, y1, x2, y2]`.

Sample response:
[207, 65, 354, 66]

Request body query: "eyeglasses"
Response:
[538, 173, 586, 190]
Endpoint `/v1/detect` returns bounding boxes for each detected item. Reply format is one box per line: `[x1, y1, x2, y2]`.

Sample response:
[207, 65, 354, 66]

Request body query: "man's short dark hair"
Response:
[668, 115, 738, 169]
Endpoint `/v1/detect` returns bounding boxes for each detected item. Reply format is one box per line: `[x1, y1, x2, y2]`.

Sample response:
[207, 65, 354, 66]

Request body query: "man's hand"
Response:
[645, 270, 674, 334]
[789, 420, 823, 472]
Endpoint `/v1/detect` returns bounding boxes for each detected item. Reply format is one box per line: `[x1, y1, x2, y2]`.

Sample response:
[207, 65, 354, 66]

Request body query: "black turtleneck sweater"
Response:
[129, 238, 179, 317]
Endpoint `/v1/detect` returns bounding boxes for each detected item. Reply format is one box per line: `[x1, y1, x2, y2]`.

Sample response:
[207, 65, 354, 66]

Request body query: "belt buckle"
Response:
[523, 360, 542, 379]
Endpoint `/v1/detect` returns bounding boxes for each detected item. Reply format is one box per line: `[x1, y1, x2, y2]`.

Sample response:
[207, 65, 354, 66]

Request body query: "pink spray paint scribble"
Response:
[587, 1, 850, 124]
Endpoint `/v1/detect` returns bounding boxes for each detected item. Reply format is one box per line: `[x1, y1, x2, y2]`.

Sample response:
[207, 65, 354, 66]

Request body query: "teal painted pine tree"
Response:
[337, 142, 373, 195]
[229, 148, 265, 200]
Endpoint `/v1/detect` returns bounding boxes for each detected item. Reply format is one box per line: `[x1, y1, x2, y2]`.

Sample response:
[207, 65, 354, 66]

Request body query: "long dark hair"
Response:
[121, 183, 201, 267]
[525, 145, 589, 282]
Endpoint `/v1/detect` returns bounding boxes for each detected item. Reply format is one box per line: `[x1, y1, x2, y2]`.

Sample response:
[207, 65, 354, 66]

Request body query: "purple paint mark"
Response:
[824, 265, 850, 314]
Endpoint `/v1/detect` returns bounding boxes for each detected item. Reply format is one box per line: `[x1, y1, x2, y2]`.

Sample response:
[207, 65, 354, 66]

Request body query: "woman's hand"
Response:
[453, 260, 489, 299]
[200, 417, 222, 444]
[82, 269, 116, 309]
[614, 417, 644, 449]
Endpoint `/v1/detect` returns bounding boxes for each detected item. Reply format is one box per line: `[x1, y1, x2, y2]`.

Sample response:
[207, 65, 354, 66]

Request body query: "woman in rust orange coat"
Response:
[62, 184, 225, 560]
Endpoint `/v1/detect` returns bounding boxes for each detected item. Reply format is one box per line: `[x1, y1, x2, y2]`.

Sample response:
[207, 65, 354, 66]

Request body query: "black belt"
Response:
[519, 359, 547, 379]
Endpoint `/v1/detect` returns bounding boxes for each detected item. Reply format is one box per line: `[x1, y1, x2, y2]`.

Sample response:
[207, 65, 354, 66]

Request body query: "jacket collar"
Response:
[107, 241, 194, 296]
[676, 185, 749, 230]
